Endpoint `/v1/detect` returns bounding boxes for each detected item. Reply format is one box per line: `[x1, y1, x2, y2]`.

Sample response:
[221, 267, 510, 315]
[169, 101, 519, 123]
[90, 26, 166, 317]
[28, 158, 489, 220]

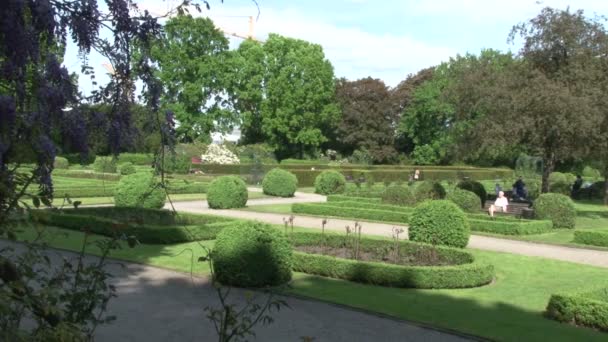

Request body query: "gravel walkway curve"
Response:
[1, 240, 472, 342]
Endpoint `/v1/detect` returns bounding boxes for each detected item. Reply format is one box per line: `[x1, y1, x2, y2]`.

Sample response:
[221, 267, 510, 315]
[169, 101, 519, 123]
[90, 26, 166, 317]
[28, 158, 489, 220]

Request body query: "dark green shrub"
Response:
[456, 180, 486, 208]
[262, 168, 298, 197]
[162, 153, 191, 174]
[314, 170, 346, 195]
[207, 176, 248, 209]
[548, 172, 571, 195]
[448, 188, 481, 213]
[468, 218, 552, 235]
[582, 166, 601, 179]
[62, 153, 96, 165]
[114, 172, 166, 209]
[53, 156, 69, 169]
[409, 200, 470, 248]
[381, 185, 415, 206]
[212, 221, 292, 287]
[118, 162, 136, 175]
[573, 230, 608, 247]
[546, 288, 608, 332]
[93, 156, 117, 173]
[534, 193, 576, 228]
[414, 181, 446, 202]
[411, 144, 439, 165]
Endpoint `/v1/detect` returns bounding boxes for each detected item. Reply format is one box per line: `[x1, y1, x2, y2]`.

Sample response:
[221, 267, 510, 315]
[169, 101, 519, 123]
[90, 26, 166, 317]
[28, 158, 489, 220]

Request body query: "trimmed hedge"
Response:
[61, 153, 96, 165]
[292, 203, 410, 223]
[52, 169, 122, 181]
[534, 193, 577, 229]
[468, 218, 552, 235]
[414, 181, 446, 203]
[409, 200, 470, 248]
[93, 156, 117, 173]
[118, 162, 136, 175]
[546, 287, 608, 332]
[381, 185, 416, 206]
[53, 156, 69, 169]
[448, 188, 481, 213]
[114, 173, 166, 209]
[207, 176, 248, 209]
[457, 180, 486, 208]
[290, 232, 494, 289]
[118, 153, 154, 165]
[212, 221, 292, 287]
[326, 195, 381, 203]
[573, 230, 608, 247]
[262, 168, 298, 197]
[314, 170, 346, 195]
[52, 182, 207, 198]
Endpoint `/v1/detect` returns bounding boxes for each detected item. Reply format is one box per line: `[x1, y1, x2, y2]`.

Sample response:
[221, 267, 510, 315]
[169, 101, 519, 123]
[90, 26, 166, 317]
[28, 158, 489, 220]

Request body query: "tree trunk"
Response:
[541, 155, 555, 193]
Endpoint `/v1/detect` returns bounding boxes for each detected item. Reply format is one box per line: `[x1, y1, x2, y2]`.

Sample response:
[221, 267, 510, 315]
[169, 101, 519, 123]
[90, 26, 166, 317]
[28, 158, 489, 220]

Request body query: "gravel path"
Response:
[166, 193, 608, 269]
[1, 240, 471, 342]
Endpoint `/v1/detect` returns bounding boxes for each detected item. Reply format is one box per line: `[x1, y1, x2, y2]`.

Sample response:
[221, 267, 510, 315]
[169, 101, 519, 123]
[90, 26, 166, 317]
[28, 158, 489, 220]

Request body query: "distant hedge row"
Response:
[573, 230, 608, 247]
[52, 182, 208, 198]
[546, 287, 608, 332]
[291, 232, 494, 289]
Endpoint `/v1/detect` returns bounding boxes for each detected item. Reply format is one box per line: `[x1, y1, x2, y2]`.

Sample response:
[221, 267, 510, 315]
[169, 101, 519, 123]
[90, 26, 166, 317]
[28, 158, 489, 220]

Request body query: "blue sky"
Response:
[65, 0, 608, 93]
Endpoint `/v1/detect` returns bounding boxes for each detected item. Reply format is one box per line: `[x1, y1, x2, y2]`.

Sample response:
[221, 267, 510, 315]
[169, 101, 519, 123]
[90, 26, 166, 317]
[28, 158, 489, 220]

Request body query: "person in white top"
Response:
[489, 191, 508, 217]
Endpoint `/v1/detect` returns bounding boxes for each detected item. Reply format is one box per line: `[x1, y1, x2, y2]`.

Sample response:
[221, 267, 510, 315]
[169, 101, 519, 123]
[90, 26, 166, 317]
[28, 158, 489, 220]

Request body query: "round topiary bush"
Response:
[381, 185, 416, 206]
[114, 172, 166, 209]
[212, 221, 292, 287]
[262, 168, 298, 197]
[207, 176, 248, 209]
[118, 162, 136, 175]
[53, 156, 69, 169]
[409, 200, 470, 248]
[414, 181, 446, 203]
[93, 156, 117, 173]
[314, 170, 346, 195]
[457, 180, 486, 208]
[447, 188, 481, 213]
[534, 193, 576, 229]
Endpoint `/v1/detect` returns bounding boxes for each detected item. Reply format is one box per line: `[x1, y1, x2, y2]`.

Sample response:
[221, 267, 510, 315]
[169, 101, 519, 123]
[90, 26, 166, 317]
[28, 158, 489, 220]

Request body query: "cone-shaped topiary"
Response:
[314, 170, 346, 195]
[534, 193, 576, 228]
[114, 172, 166, 209]
[456, 180, 486, 208]
[207, 176, 248, 209]
[448, 188, 481, 213]
[409, 200, 470, 248]
[212, 221, 293, 287]
[382, 185, 416, 206]
[262, 168, 298, 197]
[414, 181, 446, 203]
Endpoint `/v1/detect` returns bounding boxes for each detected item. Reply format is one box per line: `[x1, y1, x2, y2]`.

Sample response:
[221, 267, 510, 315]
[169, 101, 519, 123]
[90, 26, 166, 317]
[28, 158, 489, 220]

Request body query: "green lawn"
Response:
[11, 223, 608, 341]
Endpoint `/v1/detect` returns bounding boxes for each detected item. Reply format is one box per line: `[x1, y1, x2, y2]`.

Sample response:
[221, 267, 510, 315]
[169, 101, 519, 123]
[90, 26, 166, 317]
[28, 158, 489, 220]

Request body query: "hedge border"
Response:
[573, 230, 608, 248]
[291, 232, 494, 289]
[292, 203, 409, 223]
[546, 287, 608, 332]
[468, 218, 553, 235]
[326, 195, 381, 203]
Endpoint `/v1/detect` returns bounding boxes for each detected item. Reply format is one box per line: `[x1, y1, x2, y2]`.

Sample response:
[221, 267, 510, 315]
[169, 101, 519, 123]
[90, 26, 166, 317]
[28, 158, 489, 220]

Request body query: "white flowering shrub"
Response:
[201, 144, 240, 165]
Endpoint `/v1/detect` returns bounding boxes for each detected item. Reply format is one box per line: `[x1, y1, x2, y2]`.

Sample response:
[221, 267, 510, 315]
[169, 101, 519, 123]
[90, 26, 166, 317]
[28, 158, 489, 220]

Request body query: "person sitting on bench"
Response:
[489, 191, 509, 217]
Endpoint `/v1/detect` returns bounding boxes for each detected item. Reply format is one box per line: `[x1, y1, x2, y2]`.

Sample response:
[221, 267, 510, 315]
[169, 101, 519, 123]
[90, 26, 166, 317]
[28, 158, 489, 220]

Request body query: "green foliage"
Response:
[582, 166, 601, 179]
[349, 149, 373, 165]
[52, 169, 121, 181]
[292, 203, 410, 223]
[161, 152, 192, 174]
[411, 144, 440, 165]
[61, 153, 96, 165]
[118, 162, 136, 175]
[326, 195, 382, 204]
[207, 176, 248, 209]
[448, 188, 481, 213]
[468, 218, 552, 235]
[573, 230, 608, 247]
[548, 172, 571, 195]
[546, 287, 608, 332]
[534, 193, 576, 228]
[314, 170, 346, 195]
[262, 168, 298, 197]
[290, 232, 494, 289]
[409, 200, 470, 248]
[414, 181, 446, 202]
[114, 173, 166, 209]
[381, 185, 416, 206]
[118, 153, 154, 165]
[92, 156, 117, 173]
[456, 180, 486, 208]
[53, 156, 69, 169]
[212, 221, 293, 287]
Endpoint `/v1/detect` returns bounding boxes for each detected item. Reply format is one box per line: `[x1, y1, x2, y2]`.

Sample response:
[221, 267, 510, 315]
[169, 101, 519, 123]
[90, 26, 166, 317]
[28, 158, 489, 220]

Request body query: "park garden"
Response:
[1, 2, 608, 342]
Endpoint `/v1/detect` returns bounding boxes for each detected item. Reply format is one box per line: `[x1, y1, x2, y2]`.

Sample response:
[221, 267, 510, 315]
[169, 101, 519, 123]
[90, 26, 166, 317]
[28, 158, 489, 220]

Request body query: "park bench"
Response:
[483, 199, 533, 218]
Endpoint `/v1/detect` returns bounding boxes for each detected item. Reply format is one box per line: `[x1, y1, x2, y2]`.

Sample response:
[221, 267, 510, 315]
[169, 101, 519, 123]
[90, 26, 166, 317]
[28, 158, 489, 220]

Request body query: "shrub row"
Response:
[546, 287, 608, 332]
[573, 230, 608, 247]
[32, 210, 235, 244]
[326, 195, 381, 203]
[468, 218, 553, 235]
[292, 203, 410, 223]
[52, 169, 122, 181]
[117, 153, 155, 165]
[52, 182, 208, 198]
[290, 232, 494, 289]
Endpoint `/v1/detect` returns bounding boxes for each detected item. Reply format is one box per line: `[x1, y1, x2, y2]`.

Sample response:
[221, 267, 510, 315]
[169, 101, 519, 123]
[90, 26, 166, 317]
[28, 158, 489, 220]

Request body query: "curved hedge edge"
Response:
[292, 203, 409, 223]
[573, 230, 608, 248]
[545, 287, 608, 332]
[469, 219, 553, 235]
[292, 252, 494, 289]
[326, 195, 382, 203]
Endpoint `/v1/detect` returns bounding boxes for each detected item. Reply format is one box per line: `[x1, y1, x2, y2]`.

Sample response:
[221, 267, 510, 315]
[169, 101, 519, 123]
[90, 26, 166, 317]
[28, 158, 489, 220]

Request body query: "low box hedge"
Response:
[573, 230, 608, 248]
[52, 182, 208, 198]
[52, 169, 122, 181]
[546, 287, 608, 332]
[292, 203, 410, 223]
[468, 218, 553, 235]
[319, 200, 414, 214]
[117, 153, 155, 165]
[290, 232, 494, 289]
[326, 195, 382, 203]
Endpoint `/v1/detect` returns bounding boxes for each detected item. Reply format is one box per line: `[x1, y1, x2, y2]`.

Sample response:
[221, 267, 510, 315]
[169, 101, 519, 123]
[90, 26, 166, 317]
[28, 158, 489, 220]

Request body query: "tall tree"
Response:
[151, 15, 235, 143]
[335, 77, 397, 163]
